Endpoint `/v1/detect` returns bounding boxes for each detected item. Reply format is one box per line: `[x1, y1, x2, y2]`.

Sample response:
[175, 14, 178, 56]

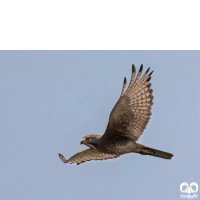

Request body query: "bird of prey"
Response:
[58, 64, 173, 165]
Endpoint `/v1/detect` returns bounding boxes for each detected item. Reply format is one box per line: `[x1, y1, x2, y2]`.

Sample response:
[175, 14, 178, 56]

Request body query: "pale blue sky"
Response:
[0, 51, 199, 200]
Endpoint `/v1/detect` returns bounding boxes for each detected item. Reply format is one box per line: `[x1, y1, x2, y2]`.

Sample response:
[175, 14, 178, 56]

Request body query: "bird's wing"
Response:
[102, 64, 153, 141]
[58, 148, 119, 165]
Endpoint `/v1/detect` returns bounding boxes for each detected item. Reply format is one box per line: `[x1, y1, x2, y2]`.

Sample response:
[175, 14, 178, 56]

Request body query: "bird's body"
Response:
[58, 64, 174, 165]
[91, 135, 137, 155]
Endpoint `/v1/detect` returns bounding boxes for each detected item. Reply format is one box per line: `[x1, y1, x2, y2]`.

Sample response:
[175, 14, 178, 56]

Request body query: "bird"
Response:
[58, 64, 174, 165]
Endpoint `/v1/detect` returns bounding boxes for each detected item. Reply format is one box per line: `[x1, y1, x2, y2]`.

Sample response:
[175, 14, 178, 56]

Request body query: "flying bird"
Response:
[58, 64, 174, 165]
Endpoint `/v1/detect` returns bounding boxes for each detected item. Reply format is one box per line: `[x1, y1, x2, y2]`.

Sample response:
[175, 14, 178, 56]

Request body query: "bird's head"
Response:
[81, 135, 102, 150]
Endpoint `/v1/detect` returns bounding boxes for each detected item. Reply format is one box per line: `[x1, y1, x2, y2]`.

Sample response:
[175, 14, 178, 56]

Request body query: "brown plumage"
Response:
[58, 64, 173, 165]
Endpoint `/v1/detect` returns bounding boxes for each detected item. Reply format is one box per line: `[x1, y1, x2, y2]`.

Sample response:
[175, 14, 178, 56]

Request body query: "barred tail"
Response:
[139, 145, 174, 159]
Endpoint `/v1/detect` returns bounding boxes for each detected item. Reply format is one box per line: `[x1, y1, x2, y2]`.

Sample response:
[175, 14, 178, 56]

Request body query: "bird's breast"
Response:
[98, 137, 137, 155]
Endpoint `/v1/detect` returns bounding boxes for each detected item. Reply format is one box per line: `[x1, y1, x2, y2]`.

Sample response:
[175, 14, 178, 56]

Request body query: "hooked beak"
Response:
[81, 138, 87, 145]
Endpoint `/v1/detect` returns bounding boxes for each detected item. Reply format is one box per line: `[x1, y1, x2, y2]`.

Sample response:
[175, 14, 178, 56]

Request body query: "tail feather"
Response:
[139, 145, 173, 159]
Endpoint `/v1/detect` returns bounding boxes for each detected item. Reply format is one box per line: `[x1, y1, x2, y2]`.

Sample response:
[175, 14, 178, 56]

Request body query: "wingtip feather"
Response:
[146, 67, 150, 74]
[58, 153, 68, 163]
[139, 64, 143, 72]
[146, 76, 151, 82]
[149, 70, 154, 76]
[132, 64, 136, 73]
[124, 77, 127, 84]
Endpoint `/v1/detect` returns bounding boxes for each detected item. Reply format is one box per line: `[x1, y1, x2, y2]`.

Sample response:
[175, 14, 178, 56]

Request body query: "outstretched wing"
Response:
[102, 64, 153, 141]
[58, 148, 119, 165]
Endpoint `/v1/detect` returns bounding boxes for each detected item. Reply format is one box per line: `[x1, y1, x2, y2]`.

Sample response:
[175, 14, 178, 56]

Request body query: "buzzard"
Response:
[58, 64, 173, 165]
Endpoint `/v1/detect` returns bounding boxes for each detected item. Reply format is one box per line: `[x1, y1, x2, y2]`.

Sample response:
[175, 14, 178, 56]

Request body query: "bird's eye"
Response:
[88, 137, 92, 141]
